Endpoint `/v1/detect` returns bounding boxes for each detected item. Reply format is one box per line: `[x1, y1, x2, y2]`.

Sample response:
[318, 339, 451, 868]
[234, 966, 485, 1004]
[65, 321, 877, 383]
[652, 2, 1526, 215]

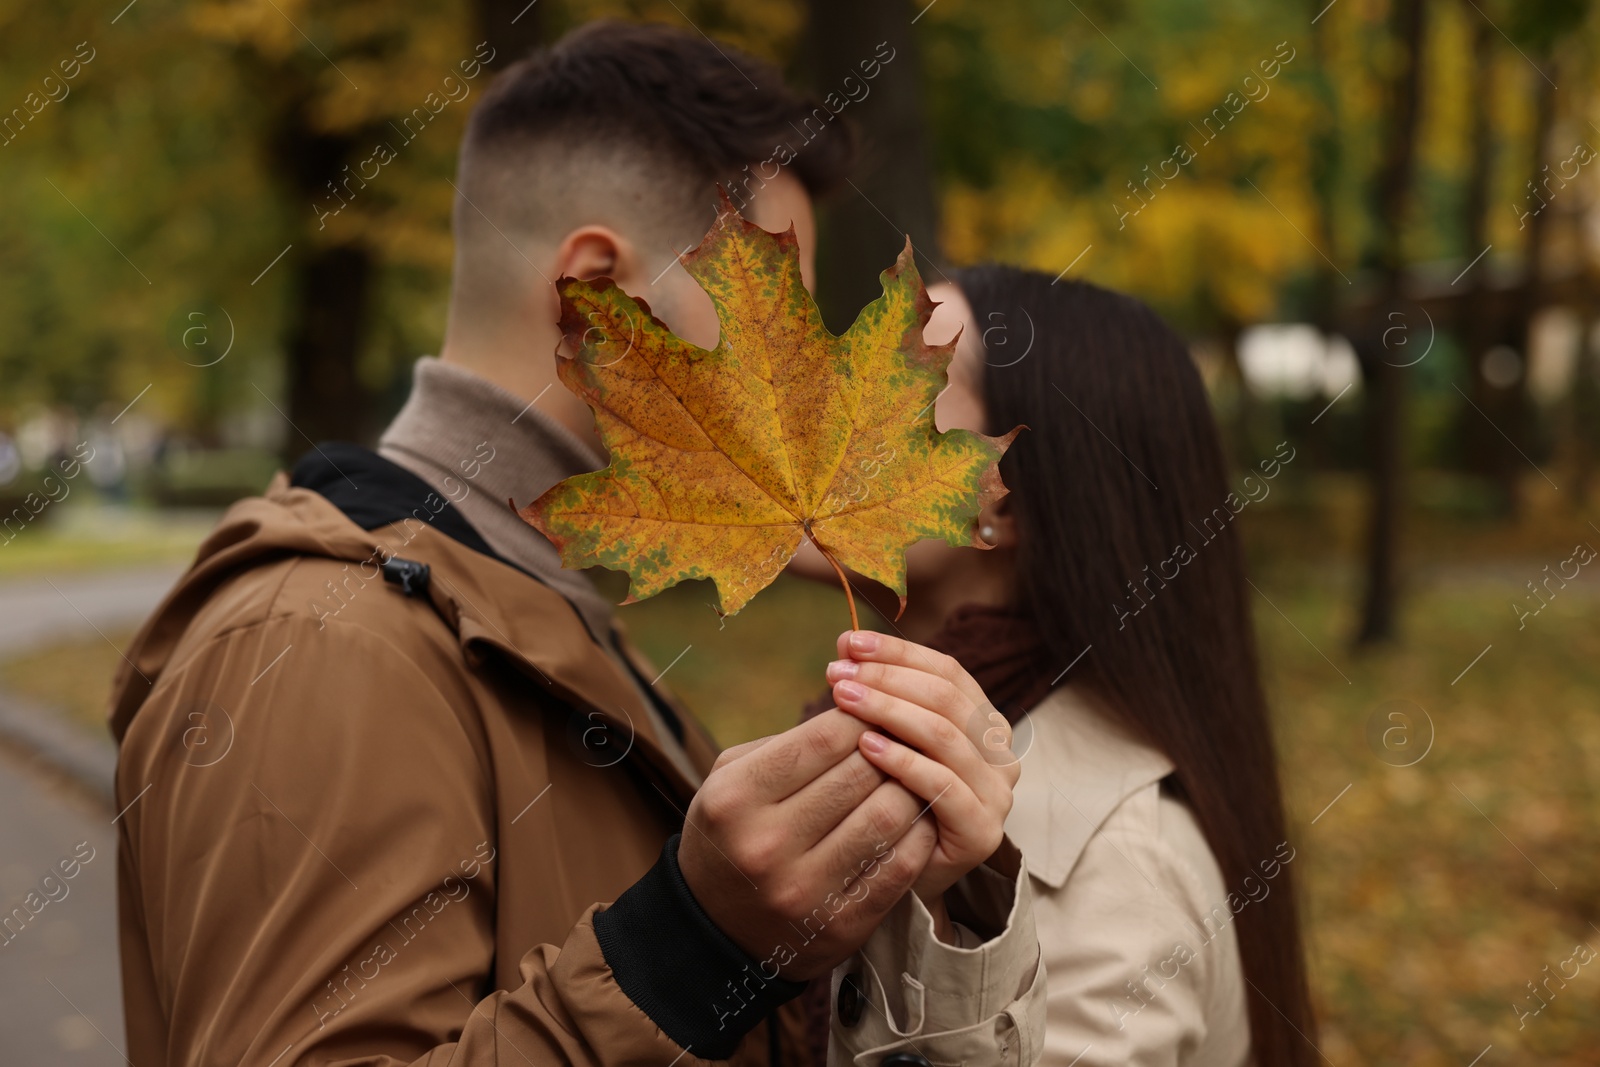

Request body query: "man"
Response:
[110, 21, 1043, 1066]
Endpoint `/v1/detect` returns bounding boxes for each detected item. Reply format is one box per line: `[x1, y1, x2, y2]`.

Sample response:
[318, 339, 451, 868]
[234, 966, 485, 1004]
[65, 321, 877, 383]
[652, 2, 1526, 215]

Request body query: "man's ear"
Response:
[977, 495, 1019, 549]
[555, 225, 635, 281]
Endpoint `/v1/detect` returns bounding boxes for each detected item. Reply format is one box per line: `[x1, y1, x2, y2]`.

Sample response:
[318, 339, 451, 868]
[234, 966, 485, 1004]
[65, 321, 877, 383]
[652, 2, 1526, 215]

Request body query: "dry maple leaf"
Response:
[518, 191, 1020, 623]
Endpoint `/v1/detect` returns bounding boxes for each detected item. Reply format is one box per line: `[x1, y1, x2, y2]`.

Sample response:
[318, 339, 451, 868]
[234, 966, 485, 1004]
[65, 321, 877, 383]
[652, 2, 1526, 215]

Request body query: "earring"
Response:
[980, 524, 995, 542]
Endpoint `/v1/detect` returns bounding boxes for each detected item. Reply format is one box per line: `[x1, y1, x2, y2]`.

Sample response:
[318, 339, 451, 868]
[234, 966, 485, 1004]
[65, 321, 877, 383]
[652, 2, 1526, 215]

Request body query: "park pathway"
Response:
[0, 567, 185, 656]
[0, 565, 182, 1065]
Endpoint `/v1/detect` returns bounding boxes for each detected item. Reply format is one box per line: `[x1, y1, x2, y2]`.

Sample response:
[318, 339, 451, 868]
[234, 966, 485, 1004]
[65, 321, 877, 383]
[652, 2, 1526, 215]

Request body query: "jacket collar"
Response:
[362, 502, 706, 802]
[1005, 685, 1175, 888]
[392, 503, 702, 793]
[112, 468, 705, 803]
[287, 445, 709, 797]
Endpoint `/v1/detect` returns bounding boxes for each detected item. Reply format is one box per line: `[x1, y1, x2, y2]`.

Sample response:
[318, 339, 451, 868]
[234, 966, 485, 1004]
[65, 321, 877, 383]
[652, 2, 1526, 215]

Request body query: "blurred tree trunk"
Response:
[799, 0, 941, 332]
[1457, 12, 1497, 485]
[1500, 63, 1559, 515]
[283, 243, 374, 451]
[1574, 313, 1599, 508]
[474, 0, 545, 70]
[272, 103, 377, 456]
[1306, 0, 1347, 473]
[269, 1, 548, 461]
[1215, 315, 1258, 465]
[1306, 0, 1344, 337]
[1353, 0, 1428, 646]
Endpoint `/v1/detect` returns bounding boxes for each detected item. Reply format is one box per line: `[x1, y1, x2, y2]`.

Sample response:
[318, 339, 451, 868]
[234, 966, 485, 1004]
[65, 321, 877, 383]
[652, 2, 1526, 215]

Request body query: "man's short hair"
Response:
[453, 20, 853, 296]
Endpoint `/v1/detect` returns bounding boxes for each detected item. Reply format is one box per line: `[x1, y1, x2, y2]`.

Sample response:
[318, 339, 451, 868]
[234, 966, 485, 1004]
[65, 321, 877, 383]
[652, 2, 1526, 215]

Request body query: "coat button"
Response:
[878, 1055, 932, 1067]
[836, 972, 865, 1027]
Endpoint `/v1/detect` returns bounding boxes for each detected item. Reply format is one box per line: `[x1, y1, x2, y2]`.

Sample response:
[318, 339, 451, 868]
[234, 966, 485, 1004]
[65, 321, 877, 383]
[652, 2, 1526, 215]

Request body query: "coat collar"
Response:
[1004, 685, 1175, 888]
[378, 506, 707, 801]
[112, 474, 706, 805]
[282, 444, 709, 795]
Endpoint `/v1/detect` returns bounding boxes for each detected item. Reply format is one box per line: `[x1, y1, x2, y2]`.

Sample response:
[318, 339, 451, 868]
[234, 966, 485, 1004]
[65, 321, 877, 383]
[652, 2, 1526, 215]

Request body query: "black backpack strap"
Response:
[290, 441, 509, 566]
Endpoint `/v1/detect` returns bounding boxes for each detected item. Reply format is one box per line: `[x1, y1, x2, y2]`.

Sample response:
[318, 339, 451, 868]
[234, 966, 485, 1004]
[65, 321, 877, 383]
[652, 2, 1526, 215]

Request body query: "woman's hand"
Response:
[825, 629, 1021, 909]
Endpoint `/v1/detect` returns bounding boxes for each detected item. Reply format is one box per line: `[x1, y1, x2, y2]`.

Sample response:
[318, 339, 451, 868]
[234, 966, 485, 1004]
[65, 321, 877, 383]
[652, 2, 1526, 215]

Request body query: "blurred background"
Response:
[1, 0, 1597, 1063]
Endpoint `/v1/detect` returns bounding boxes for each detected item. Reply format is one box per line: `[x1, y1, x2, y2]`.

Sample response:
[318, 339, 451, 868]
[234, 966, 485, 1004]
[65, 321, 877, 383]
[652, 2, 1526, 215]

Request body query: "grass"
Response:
[0, 504, 213, 578]
[595, 569, 864, 746]
[0, 628, 134, 737]
[4, 480, 1598, 1063]
[1246, 566, 1600, 1066]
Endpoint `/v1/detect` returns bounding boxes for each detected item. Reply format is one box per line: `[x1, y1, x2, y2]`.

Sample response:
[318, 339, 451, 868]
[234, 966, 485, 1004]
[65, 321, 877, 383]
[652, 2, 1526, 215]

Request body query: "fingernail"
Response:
[848, 631, 880, 654]
[835, 680, 867, 703]
[826, 659, 858, 681]
[860, 731, 887, 755]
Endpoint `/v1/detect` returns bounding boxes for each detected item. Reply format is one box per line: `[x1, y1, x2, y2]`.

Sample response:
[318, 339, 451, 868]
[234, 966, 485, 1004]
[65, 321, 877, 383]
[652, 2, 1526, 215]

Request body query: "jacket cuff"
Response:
[593, 834, 807, 1059]
[829, 847, 1047, 1067]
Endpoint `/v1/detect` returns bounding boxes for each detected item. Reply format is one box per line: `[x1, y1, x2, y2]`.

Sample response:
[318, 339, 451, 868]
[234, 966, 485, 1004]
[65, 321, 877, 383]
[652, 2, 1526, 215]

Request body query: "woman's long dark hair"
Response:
[954, 265, 1315, 1067]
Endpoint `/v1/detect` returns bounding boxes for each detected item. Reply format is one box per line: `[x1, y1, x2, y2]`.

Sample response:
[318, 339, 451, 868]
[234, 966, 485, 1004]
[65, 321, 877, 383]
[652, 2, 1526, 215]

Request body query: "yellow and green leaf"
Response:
[521, 190, 1019, 618]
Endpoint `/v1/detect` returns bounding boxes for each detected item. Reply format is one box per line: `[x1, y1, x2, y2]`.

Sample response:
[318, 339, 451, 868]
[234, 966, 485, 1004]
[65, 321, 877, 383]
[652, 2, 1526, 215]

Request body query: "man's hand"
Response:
[678, 710, 939, 980]
[826, 630, 1021, 905]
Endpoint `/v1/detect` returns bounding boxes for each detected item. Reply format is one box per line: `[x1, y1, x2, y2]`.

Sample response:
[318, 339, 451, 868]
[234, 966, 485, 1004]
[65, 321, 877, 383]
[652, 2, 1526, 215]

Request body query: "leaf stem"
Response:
[809, 537, 859, 632]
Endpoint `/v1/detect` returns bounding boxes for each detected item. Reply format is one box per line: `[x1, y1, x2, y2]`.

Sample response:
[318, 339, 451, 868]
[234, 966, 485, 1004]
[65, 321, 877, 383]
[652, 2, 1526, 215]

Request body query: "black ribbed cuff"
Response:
[593, 834, 806, 1059]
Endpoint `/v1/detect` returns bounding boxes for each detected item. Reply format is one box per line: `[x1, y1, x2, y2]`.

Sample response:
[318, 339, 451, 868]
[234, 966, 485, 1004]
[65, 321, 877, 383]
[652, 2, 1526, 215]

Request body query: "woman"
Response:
[797, 266, 1314, 1066]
